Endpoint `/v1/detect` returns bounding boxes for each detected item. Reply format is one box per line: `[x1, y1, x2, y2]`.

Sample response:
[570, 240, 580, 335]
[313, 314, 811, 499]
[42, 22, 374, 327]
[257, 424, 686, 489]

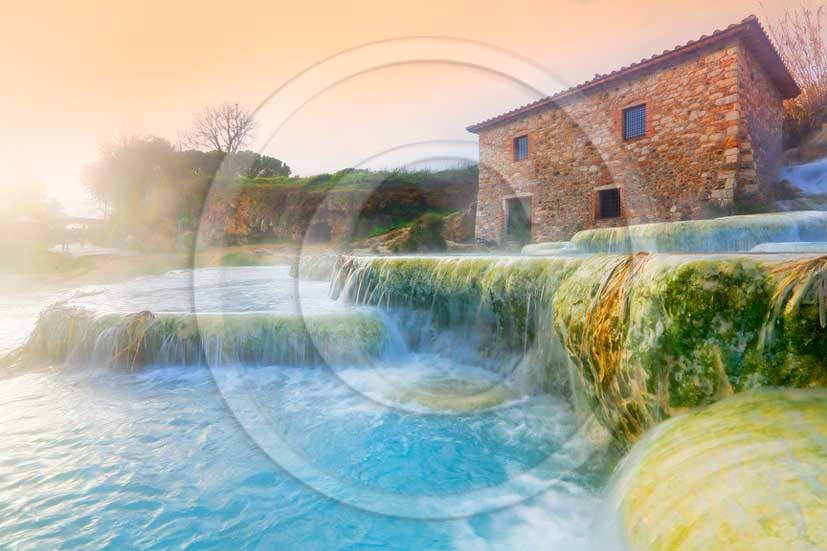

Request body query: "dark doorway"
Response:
[505, 196, 532, 244]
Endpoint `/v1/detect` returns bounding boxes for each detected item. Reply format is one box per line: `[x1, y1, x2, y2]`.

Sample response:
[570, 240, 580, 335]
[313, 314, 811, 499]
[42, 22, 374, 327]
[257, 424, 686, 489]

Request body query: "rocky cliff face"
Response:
[198, 169, 478, 246]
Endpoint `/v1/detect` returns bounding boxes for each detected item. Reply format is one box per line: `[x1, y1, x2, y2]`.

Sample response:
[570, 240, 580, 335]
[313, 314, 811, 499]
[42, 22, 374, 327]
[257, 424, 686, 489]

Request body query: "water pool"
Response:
[0, 266, 619, 550]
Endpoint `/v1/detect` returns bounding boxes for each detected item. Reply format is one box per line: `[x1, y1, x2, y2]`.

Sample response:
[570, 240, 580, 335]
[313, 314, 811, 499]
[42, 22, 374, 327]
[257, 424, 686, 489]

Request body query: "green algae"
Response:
[336, 255, 579, 340]
[334, 254, 827, 449]
[745, 256, 827, 389]
[11, 251, 826, 451]
[333, 255, 583, 394]
[650, 258, 773, 403]
[555, 254, 825, 448]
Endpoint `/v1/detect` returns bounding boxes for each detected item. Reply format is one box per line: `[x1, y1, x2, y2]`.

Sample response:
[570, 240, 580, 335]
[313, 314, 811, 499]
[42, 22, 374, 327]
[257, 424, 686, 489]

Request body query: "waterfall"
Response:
[778, 158, 827, 211]
[571, 211, 827, 253]
[521, 241, 577, 255]
[751, 241, 827, 253]
[5, 252, 826, 451]
[332, 255, 580, 394]
[332, 254, 827, 449]
[2, 305, 396, 372]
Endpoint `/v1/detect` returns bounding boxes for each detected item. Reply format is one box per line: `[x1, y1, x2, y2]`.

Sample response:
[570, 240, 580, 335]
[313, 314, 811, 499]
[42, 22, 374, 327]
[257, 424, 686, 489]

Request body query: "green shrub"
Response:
[220, 251, 265, 267]
[730, 194, 771, 215]
[397, 213, 447, 253]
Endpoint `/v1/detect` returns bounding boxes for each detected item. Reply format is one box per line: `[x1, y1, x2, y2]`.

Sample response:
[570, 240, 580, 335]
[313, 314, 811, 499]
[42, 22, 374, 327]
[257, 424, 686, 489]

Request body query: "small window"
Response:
[622, 104, 647, 140]
[597, 188, 622, 219]
[514, 135, 529, 160]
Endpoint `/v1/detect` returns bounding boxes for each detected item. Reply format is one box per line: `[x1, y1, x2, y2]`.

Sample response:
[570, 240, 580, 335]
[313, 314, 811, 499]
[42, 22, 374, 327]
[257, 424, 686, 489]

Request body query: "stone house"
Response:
[468, 16, 800, 244]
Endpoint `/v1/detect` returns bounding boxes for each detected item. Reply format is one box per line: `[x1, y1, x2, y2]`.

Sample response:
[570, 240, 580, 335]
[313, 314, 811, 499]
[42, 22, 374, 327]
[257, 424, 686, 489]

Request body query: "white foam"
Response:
[780, 158, 827, 197]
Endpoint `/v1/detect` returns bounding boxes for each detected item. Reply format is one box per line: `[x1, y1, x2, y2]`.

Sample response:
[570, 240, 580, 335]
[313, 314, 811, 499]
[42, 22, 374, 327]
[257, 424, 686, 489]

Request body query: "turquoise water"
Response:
[0, 267, 617, 550]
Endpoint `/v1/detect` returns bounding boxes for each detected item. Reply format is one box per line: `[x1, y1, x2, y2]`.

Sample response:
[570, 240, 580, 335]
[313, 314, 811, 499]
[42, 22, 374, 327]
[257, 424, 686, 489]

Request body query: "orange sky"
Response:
[0, 0, 795, 216]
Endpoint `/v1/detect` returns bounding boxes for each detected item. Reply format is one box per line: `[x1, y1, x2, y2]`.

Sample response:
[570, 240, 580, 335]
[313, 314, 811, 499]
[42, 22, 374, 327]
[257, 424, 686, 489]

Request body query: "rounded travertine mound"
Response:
[611, 389, 827, 551]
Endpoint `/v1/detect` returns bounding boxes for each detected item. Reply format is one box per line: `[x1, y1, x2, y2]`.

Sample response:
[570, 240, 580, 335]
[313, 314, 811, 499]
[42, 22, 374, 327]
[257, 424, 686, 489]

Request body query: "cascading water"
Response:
[331, 253, 827, 448]
[0, 264, 618, 550]
[4, 306, 394, 372]
[521, 241, 578, 255]
[778, 157, 827, 211]
[328, 253, 827, 549]
[751, 241, 827, 253]
[2, 248, 826, 549]
[330, 255, 582, 399]
[571, 211, 827, 253]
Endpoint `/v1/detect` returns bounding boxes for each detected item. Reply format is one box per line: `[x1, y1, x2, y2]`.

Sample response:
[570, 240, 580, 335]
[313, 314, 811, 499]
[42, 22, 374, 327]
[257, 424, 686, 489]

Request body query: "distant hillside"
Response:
[199, 166, 478, 246]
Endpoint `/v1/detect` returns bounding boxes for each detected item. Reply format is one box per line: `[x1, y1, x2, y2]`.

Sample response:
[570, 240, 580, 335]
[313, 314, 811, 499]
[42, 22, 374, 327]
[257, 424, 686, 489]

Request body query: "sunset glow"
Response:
[1, 0, 791, 216]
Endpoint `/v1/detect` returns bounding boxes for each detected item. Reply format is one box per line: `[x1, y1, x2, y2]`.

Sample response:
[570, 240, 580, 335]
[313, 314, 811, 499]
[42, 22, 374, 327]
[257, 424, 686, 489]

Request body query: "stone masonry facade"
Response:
[736, 42, 785, 198]
[469, 17, 799, 243]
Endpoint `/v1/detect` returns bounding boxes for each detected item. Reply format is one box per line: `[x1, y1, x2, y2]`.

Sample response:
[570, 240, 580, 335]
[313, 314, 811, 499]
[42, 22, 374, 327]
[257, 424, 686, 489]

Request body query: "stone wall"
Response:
[736, 42, 785, 199]
[474, 37, 785, 243]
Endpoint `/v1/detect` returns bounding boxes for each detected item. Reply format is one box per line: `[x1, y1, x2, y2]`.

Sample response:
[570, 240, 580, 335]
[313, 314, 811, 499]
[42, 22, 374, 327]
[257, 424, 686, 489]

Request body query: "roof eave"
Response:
[467, 16, 801, 133]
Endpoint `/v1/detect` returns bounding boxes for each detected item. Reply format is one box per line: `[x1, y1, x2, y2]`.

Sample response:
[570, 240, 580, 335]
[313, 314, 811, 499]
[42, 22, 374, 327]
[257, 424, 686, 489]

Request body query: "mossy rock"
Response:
[336, 254, 827, 449]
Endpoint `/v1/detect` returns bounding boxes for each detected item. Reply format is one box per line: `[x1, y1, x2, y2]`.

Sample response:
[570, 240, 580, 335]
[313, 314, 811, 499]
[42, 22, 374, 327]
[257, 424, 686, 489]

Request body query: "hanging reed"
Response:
[760, 255, 827, 349]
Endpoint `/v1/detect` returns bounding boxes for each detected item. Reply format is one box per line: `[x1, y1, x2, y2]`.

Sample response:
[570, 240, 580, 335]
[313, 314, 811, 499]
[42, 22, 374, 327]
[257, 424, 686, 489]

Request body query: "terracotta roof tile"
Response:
[467, 16, 800, 133]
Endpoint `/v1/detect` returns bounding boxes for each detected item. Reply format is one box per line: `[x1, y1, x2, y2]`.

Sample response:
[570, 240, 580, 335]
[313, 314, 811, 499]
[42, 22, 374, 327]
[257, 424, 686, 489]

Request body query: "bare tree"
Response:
[184, 102, 257, 154]
[765, 4, 827, 139]
[102, 120, 146, 155]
